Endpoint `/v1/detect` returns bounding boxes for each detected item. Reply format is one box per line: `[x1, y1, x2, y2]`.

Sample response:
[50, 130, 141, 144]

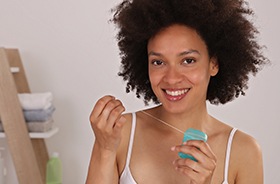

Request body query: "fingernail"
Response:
[171, 146, 175, 151]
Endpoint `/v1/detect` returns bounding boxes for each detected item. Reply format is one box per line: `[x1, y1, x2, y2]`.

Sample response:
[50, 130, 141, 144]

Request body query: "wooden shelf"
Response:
[0, 127, 59, 139]
[0, 48, 50, 184]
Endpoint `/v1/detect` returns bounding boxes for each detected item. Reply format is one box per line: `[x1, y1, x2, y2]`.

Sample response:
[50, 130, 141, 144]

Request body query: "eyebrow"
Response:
[148, 49, 201, 57]
[178, 50, 201, 56]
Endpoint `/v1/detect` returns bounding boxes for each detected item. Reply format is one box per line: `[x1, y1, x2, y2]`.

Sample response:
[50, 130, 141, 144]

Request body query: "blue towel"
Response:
[23, 105, 55, 122]
[0, 119, 54, 132]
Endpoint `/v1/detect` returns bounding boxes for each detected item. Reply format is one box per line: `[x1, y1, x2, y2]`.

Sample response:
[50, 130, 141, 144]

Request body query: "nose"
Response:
[163, 66, 183, 84]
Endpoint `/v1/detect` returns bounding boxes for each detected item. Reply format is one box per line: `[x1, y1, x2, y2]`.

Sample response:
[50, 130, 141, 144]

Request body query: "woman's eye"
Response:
[151, 60, 163, 66]
[183, 58, 195, 64]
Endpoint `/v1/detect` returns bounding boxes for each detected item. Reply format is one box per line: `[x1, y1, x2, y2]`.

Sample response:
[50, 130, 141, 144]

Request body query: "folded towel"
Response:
[23, 105, 55, 122]
[25, 119, 54, 132]
[18, 92, 53, 110]
[0, 119, 54, 132]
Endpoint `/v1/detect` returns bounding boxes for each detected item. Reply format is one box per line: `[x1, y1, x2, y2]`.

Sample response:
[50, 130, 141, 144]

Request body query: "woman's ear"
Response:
[210, 57, 219, 76]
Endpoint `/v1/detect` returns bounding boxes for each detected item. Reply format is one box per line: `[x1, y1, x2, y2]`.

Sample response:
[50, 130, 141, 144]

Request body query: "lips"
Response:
[165, 89, 189, 96]
[163, 88, 190, 101]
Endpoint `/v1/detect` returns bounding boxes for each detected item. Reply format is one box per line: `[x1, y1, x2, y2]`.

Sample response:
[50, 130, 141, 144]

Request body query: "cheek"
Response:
[149, 70, 161, 86]
[186, 69, 210, 85]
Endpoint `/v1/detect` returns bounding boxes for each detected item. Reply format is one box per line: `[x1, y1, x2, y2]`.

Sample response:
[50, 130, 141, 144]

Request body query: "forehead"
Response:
[147, 24, 208, 54]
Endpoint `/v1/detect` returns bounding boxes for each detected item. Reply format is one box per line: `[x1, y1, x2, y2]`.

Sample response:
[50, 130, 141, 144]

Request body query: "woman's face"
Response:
[147, 24, 218, 114]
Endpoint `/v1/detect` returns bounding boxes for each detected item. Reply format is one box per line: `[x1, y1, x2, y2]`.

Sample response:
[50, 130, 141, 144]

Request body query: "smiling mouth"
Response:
[164, 89, 190, 97]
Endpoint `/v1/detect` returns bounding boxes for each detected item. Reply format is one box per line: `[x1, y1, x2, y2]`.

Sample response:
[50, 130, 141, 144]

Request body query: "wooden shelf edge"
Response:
[0, 127, 59, 139]
[10, 67, 20, 73]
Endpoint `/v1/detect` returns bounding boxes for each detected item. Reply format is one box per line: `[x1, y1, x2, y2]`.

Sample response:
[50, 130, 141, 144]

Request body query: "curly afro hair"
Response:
[111, 0, 268, 105]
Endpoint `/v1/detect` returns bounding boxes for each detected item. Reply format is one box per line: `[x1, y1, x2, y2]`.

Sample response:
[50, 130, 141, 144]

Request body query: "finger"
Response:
[174, 157, 201, 172]
[112, 105, 126, 128]
[113, 115, 127, 135]
[185, 141, 217, 165]
[101, 99, 123, 119]
[174, 160, 200, 181]
[105, 101, 126, 130]
[172, 144, 201, 161]
[90, 95, 115, 121]
[174, 158, 214, 183]
[171, 143, 216, 170]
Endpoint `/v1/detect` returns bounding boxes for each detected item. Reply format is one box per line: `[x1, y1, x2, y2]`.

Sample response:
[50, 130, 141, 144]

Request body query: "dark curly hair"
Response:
[111, 0, 268, 105]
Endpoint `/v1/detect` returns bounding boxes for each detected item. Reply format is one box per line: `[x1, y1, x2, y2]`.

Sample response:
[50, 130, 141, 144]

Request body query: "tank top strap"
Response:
[223, 128, 238, 184]
[124, 112, 137, 167]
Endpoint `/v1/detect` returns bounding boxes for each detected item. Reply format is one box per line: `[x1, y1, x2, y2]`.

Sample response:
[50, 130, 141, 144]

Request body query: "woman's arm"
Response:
[86, 143, 119, 183]
[85, 96, 126, 184]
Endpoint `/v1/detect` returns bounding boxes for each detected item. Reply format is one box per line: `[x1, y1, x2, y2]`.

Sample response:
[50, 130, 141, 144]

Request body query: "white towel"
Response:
[18, 92, 53, 110]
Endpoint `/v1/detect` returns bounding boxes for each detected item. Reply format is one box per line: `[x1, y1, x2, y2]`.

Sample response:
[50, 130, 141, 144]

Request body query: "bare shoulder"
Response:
[117, 111, 147, 161]
[230, 130, 263, 183]
[233, 130, 262, 160]
[116, 112, 133, 175]
[122, 113, 134, 134]
[118, 112, 133, 152]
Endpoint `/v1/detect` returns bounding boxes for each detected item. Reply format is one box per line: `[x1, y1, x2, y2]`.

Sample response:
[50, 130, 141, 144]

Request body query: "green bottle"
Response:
[46, 152, 62, 184]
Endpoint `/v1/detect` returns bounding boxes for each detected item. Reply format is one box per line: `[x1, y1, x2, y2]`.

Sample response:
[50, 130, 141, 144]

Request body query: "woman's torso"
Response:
[118, 111, 238, 184]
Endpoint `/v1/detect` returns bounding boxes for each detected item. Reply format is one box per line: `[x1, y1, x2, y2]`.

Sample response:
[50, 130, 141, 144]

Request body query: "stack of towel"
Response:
[0, 92, 55, 132]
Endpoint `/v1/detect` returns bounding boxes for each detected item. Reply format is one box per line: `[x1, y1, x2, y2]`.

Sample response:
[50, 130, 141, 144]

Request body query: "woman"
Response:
[86, 0, 268, 183]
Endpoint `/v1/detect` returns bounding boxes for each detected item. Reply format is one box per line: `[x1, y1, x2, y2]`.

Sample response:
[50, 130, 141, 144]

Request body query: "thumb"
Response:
[114, 116, 126, 132]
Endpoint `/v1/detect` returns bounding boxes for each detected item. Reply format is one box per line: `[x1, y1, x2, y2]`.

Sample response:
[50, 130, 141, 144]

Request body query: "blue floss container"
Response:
[178, 128, 208, 161]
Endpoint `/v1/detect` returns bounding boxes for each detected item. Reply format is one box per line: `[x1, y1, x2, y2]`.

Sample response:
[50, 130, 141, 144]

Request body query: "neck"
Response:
[154, 104, 211, 132]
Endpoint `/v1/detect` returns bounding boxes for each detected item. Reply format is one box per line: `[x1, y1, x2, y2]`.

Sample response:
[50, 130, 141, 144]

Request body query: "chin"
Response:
[160, 101, 190, 114]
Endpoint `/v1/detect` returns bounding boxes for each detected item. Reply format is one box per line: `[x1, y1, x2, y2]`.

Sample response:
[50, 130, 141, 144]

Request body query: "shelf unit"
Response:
[0, 127, 59, 139]
[0, 48, 56, 184]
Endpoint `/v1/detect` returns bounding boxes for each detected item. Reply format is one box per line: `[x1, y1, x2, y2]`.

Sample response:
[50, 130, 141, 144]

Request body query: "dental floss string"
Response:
[141, 110, 184, 134]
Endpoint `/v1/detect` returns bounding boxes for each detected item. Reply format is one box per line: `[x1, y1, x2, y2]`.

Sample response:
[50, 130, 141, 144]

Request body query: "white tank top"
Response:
[119, 112, 238, 184]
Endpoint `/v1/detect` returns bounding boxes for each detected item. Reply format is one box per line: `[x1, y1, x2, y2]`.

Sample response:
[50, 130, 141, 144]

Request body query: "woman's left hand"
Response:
[171, 140, 217, 184]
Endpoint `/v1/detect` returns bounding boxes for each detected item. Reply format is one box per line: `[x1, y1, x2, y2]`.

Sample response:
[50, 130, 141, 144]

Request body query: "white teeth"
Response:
[166, 89, 189, 96]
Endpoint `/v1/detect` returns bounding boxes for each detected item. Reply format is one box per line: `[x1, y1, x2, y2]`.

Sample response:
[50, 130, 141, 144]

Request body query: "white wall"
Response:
[0, 0, 279, 183]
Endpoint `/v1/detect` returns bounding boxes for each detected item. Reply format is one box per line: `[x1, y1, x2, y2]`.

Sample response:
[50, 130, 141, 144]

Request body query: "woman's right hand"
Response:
[89, 95, 126, 154]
